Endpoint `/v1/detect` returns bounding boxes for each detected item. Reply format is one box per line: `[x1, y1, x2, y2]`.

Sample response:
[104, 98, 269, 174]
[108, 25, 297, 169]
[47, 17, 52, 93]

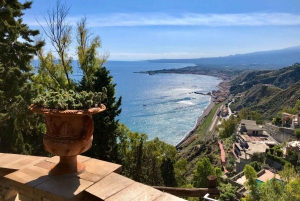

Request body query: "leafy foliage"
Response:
[33, 89, 107, 109]
[174, 158, 188, 187]
[219, 183, 238, 201]
[192, 157, 220, 188]
[250, 152, 265, 164]
[217, 115, 238, 138]
[244, 163, 300, 201]
[295, 128, 300, 140]
[0, 0, 45, 154]
[117, 124, 177, 186]
[244, 165, 260, 200]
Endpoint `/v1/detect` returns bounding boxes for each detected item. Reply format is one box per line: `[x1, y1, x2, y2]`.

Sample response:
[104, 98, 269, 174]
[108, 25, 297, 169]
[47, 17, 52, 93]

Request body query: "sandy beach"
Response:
[176, 96, 215, 148]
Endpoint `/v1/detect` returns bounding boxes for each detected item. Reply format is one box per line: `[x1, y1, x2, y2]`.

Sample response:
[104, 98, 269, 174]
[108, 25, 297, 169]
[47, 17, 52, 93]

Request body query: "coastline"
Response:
[175, 95, 215, 148]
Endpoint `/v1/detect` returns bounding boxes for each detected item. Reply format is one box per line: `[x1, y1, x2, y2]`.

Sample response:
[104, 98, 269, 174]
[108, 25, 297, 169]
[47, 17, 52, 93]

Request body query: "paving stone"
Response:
[2, 156, 45, 170]
[83, 159, 122, 176]
[34, 161, 55, 170]
[154, 193, 186, 201]
[5, 166, 49, 187]
[0, 154, 26, 167]
[105, 182, 150, 201]
[33, 176, 93, 201]
[45, 155, 91, 164]
[85, 172, 134, 200]
[76, 171, 103, 183]
[4, 166, 50, 198]
[131, 184, 163, 201]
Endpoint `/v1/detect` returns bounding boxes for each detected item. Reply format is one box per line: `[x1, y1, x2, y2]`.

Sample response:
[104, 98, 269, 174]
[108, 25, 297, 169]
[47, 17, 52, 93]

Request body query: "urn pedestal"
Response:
[30, 104, 106, 175]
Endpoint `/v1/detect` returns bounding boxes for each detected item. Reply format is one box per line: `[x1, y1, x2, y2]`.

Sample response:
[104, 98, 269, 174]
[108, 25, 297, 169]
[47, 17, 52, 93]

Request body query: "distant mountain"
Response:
[148, 45, 300, 70]
[230, 63, 300, 94]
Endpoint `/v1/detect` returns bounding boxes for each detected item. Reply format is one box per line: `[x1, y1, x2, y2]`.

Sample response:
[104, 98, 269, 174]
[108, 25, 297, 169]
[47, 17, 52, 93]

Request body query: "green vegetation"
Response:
[195, 103, 222, 140]
[32, 90, 107, 109]
[230, 63, 300, 119]
[295, 128, 300, 140]
[217, 115, 238, 139]
[243, 165, 260, 200]
[266, 152, 289, 166]
[218, 183, 238, 201]
[243, 163, 300, 201]
[192, 157, 221, 188]
[230, 63, 300, 94]
[0, 0, 45, 155]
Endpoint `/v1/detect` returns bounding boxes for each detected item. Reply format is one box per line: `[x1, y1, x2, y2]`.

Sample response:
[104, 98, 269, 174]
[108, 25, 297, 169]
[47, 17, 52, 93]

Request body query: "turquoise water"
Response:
[73, 61, 221, 145]
[256, 178, 283, 186]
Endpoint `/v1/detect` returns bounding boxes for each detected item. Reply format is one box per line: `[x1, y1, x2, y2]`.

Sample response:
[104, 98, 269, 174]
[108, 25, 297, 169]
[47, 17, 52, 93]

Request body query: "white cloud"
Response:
[86, 12, 300, 27]
[27, 12, 300, 27]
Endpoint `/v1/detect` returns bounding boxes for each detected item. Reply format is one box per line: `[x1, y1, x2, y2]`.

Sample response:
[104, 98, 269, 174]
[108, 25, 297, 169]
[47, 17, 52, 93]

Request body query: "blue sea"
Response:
[74, 61, 221, 145]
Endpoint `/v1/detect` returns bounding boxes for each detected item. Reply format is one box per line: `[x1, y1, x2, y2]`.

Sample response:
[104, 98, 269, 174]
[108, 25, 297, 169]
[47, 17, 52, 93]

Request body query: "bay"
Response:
[98, 61, 220, 146]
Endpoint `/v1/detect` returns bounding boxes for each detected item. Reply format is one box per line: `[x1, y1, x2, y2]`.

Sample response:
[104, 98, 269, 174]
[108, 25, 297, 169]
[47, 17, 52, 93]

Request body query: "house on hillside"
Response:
[239, 119, 265, 135]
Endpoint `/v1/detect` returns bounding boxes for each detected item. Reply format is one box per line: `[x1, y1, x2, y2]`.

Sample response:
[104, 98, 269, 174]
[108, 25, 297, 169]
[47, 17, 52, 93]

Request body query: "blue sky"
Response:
[22, 0, 300, 61]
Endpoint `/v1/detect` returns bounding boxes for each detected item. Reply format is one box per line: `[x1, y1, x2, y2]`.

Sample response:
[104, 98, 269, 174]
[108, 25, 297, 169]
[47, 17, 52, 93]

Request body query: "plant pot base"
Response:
[50, 156, 86, 175]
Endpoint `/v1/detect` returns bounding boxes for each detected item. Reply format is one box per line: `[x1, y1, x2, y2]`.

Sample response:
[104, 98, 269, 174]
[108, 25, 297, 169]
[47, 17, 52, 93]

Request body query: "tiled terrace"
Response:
[0, 153, 185, 201]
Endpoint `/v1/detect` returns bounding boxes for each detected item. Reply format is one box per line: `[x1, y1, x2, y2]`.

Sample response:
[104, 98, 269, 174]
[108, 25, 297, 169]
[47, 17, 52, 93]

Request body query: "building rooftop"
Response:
[240, 120, 265, 131]
[239, 142, 269, 159]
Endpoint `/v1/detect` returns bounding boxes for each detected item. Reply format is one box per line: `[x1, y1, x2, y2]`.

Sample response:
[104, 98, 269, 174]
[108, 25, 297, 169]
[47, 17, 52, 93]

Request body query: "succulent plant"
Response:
[32, 88, 107, 109]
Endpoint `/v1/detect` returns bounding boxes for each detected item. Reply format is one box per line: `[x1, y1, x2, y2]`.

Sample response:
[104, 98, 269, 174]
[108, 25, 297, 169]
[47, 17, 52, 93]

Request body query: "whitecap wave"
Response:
[177, 101, 195, 105]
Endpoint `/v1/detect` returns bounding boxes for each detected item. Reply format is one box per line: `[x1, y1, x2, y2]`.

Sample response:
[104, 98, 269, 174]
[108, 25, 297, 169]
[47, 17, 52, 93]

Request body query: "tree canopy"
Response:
[0, 0, 45, 154]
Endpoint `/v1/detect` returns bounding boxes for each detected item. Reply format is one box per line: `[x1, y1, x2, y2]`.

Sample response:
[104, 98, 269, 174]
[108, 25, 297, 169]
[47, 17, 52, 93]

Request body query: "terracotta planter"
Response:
[30, 104, 106, 175]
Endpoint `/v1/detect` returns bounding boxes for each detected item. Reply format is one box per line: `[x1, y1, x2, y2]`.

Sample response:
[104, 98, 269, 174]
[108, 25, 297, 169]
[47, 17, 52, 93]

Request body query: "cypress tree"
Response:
[0, 0, 44, 154]
[80, 67, 122, 162]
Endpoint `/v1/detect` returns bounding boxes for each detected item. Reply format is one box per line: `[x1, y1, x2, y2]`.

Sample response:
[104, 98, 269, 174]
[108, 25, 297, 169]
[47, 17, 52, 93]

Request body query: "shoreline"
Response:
[175, 96, 215, 148]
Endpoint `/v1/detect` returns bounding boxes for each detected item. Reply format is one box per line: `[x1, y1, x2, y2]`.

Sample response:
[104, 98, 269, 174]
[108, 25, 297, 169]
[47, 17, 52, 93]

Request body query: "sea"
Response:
[72, 61, 221, 145]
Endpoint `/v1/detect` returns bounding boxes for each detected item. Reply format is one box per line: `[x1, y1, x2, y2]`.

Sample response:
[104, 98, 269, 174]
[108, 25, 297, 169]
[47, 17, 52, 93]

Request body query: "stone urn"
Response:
[30, 104, 106, 175]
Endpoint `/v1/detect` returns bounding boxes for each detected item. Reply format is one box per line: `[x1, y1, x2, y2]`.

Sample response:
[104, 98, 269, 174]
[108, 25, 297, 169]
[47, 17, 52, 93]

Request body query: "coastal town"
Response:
[174, 73, 300, 200]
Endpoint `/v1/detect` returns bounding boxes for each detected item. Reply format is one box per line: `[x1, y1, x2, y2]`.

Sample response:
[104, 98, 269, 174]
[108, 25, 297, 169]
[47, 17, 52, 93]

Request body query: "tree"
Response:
[295, 128, 300, 140]
[0, 0, 45, 154]
[259, 179, 286, 201]
[160, 158, 177, 187]
[33, 1, 75, 91]
[174, 158, 188, 187]
[250, 152, 265, 164]
[218, 116, 237, 138]
[192, 157, 218, 188]
[76, 17, 108, 89]
[81, 66, 122, 162]
[243, 165, 260, 200]
[279, 163, 296, 183]
[238, 108, 249, 120]
[249, 161, 261, 172]
[73, 16, 121, 163]
[219, 183, 237, 201]
[286, 150, 298, 167]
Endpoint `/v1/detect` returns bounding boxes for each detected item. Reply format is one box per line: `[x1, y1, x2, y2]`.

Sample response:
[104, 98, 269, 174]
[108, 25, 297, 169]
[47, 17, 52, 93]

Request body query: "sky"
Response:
[21, 0, 300, 61]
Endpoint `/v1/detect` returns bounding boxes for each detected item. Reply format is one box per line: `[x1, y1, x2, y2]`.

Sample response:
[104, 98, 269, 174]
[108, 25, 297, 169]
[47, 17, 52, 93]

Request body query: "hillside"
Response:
[232, 81, 300, 119]
[230, 63, 300, 94]
[148, 45, 300, 70]
[232, 84, 282, 110]
[250, 81, 300, 119]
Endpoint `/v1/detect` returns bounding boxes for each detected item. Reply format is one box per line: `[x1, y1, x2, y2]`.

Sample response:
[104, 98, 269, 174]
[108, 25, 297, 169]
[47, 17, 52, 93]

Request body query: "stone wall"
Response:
[264, 123, 294, 142]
